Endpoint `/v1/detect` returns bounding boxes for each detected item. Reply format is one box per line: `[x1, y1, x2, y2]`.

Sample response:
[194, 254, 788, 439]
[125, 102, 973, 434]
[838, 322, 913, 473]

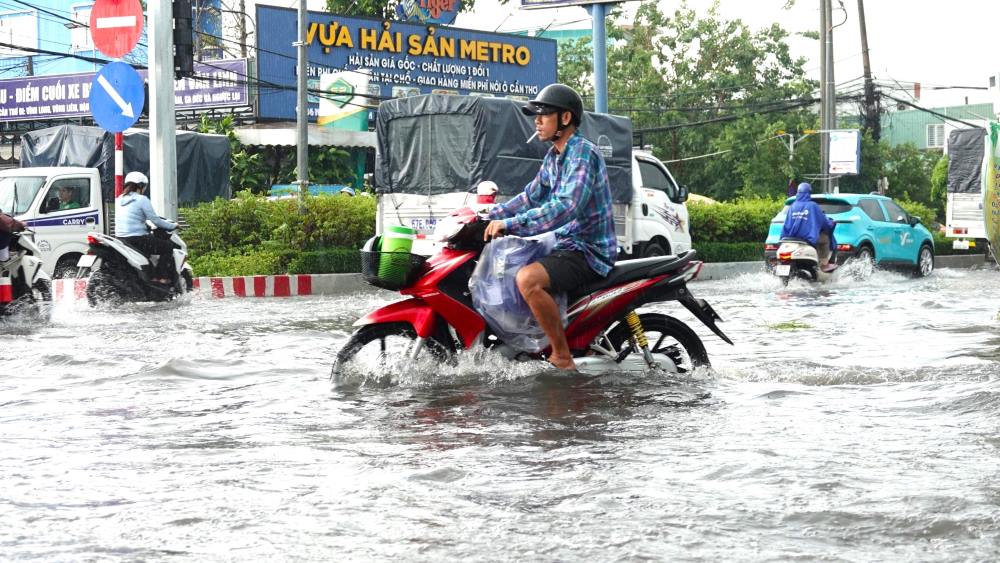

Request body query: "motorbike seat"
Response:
[567, 250, 697, 302]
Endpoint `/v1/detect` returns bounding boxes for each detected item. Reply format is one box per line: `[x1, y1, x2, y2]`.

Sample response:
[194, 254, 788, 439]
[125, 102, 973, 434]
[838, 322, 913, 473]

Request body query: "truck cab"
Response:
[0, 167, 104, 277]
[628, 149, 691, 257]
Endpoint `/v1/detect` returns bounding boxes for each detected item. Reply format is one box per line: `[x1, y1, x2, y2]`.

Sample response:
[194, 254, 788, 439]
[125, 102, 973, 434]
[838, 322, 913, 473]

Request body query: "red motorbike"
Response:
[332, 211, 732, 380]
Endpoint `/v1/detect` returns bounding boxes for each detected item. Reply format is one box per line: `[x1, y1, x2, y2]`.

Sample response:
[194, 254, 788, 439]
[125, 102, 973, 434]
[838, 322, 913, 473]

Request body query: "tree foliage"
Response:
[196, 116, 356, 194]
[559, 1, 816, 200]
[324, 0, 484, 19]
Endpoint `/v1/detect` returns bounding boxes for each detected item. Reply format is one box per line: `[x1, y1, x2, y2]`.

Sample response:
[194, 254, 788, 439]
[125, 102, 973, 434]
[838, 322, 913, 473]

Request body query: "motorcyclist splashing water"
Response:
[115, 171, 178, 284]
[779, 182, 837, 271]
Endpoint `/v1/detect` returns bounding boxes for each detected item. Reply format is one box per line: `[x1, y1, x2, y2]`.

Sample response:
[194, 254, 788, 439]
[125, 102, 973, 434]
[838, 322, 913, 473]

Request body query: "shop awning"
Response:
[234, 123, 376, 148]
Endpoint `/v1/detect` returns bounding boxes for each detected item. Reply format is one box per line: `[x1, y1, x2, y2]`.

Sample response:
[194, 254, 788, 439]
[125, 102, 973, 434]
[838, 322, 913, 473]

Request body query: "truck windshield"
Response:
[0, 176, 46, 215]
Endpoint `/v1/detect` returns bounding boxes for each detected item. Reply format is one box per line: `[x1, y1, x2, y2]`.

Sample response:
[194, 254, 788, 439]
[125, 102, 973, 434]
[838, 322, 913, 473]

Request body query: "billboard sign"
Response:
[0, 59, 250, 123]
[396, 0, 462, 25]
[984, 121, 1000, 261]
[828, 129, 861, 175]
[520, 0, 621, 9]
[256, 6, 557, 121]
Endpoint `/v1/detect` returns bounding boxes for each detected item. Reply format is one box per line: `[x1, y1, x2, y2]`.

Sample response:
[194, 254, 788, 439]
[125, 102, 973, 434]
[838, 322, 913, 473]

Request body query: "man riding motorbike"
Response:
[780, 182, 837, 271]
[115, 171, 178, 284]
[483, 83, 617, 371]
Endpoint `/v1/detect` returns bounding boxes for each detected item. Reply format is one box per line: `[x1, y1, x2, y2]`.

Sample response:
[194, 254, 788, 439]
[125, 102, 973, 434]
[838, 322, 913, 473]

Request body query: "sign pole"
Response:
[149, 0, 179, 220]
[114, 132, 123, 197]
[587, 3, 608, 114]
[296, 0, 310, 205]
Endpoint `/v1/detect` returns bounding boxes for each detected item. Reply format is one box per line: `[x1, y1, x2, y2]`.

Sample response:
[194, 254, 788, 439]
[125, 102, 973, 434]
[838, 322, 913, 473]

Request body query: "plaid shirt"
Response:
[488, 132, 617, 276]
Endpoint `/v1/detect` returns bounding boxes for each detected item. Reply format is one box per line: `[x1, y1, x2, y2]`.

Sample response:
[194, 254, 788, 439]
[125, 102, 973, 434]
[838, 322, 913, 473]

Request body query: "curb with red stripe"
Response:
[193, 274, 313, 298]
[51, 273, 365, 301]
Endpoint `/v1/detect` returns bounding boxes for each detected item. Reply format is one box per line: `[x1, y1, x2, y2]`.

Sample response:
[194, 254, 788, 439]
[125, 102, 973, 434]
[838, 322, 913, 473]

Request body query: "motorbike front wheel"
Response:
[331, 322, 454, 387]
[604, 313, 710, 372]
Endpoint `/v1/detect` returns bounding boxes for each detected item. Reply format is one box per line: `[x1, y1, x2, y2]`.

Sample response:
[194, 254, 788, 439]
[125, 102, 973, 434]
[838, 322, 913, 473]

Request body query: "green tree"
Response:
[558, 1, 816, 200]
[324, 0, 484, 19]
[929, 153, 949, 216]
[881, 143, 939, 205]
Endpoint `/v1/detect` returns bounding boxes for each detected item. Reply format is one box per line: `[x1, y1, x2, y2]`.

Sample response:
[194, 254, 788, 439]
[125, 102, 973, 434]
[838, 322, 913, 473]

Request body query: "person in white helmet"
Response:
[115, 171, 178, 284]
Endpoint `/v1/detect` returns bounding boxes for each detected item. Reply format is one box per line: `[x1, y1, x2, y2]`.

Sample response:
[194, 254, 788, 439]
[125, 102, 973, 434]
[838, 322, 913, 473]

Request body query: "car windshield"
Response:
[0, 176, 46, 215]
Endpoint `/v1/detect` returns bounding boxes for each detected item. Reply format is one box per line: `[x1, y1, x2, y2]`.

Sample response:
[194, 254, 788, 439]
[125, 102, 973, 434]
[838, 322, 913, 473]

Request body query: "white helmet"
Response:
[124, 171, 148, 186]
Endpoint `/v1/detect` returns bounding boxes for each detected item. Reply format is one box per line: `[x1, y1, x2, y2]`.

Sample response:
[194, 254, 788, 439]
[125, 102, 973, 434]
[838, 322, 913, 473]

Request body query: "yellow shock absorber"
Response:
[625, 311, 648, 348]
[626, 311, 657, 368]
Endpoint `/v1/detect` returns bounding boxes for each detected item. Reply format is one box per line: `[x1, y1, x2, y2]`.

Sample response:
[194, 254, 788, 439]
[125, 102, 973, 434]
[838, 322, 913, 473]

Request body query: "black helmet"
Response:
[521, 83, 584, 127]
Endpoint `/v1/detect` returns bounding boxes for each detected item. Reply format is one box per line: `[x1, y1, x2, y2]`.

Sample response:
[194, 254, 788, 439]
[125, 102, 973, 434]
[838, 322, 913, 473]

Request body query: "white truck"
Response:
[373, 94, 691, 258]
[944, 124, 992, 250]
[0, 167, 105, 277]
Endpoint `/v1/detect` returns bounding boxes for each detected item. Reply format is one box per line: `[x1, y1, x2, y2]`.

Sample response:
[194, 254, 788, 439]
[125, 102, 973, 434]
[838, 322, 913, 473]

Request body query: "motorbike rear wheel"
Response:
[86, 269, 130, 307]
[331, 322, 454, 386]
[604, 313, 710, 372]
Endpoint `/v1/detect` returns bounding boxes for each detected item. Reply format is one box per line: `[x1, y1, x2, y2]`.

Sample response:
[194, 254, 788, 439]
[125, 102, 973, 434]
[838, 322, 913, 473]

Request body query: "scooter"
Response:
[773, 238, 839, 286]
[332, 208, 733, 381]
[0, 229, 52, 317]
[76, 225, 194, 306]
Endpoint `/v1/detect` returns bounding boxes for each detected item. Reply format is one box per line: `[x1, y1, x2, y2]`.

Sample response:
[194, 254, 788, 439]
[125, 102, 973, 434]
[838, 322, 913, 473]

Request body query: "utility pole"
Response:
[149, 0, 179, 220]
[296, 0, 309, 204]
[857, 0, 879, 141]
[238, 0, 247, 58]
[819, 0, 827, 193]
[819, 0, 837, 193]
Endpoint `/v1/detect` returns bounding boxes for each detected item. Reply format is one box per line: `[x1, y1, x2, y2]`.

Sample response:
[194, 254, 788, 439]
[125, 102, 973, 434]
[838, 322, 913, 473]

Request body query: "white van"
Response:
[0, 167, 104, 277]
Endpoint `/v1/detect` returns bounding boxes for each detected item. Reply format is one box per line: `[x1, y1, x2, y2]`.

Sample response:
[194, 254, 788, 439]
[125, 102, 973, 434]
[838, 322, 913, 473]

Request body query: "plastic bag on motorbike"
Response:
[469, 233, 565, 353]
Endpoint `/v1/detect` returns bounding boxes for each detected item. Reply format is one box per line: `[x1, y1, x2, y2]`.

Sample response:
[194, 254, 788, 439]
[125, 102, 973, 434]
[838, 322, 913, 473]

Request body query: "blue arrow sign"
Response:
[90, 61, 144, 133]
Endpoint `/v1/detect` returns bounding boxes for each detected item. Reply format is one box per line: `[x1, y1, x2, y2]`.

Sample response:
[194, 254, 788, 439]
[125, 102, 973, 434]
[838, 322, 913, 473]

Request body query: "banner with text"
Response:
[256, 5, 557, 121]
[984, 121, 1000, 262]
[0, 59, 249, 122]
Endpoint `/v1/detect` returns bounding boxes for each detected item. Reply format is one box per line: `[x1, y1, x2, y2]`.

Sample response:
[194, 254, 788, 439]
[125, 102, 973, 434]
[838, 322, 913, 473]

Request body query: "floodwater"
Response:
[2, 267, 999, 561]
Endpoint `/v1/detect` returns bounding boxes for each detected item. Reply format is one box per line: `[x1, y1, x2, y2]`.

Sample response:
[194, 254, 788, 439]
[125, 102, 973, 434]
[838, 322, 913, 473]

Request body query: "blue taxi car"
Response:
[764, 193, 935, 277]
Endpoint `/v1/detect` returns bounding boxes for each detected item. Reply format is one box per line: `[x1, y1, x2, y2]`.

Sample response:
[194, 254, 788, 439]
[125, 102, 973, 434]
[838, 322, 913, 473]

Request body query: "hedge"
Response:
[687, 198, 784, 244]
[180, 192, 374, 276]
[181, 191, 982, 276]
[693, 241, 764, 263]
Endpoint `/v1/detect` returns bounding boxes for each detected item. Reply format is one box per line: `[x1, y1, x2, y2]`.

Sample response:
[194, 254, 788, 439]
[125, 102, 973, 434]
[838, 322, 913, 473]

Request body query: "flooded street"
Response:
[2, 268, 999, 561]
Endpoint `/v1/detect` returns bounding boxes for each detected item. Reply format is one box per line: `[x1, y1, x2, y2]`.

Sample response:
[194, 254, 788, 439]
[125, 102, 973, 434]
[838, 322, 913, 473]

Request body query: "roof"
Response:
[783, 192, 887, 205]
[234, 123, 376, 148]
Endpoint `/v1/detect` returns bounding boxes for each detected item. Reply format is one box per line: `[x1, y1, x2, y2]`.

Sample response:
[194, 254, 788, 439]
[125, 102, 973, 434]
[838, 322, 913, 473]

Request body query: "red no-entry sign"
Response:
[89, 0, 144, 58]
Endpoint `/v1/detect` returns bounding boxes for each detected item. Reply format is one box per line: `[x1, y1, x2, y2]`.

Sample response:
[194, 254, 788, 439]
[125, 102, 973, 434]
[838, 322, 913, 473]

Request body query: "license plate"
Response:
[76, 254, 97, 268]
[775, 264, 791, 276]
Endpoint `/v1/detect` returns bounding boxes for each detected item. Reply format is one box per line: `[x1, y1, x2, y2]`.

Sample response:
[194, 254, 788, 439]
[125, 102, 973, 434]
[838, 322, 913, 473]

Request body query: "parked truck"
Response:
[373, 94, 692, 257]
[0, 126, 231, 277]
[944, 125, 993, 250]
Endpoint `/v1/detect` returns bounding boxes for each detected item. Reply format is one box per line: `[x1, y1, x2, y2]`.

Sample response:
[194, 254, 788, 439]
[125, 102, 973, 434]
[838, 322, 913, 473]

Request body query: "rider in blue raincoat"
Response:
[780, 182, 837, 269]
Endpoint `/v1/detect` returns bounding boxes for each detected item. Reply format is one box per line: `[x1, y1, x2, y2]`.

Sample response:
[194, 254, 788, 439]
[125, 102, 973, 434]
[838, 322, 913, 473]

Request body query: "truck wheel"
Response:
[53, 256, 81, 279]
[642, 241, 668, 258]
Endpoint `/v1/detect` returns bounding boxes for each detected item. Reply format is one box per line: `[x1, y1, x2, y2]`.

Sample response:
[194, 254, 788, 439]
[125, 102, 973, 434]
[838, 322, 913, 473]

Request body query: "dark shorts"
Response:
[536, 250, 602, 294]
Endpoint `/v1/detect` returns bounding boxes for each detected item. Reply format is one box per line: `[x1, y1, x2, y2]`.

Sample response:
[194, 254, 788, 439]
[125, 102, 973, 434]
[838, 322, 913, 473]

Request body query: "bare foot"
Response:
[547, 354, 577, 371]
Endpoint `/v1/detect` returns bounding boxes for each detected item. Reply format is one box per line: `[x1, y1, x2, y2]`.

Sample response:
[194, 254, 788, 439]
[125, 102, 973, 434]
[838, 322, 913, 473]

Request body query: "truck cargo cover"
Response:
[375, 94, 633, 203]
[947, 128, 985, 194]
[20, 125, 231, 204]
